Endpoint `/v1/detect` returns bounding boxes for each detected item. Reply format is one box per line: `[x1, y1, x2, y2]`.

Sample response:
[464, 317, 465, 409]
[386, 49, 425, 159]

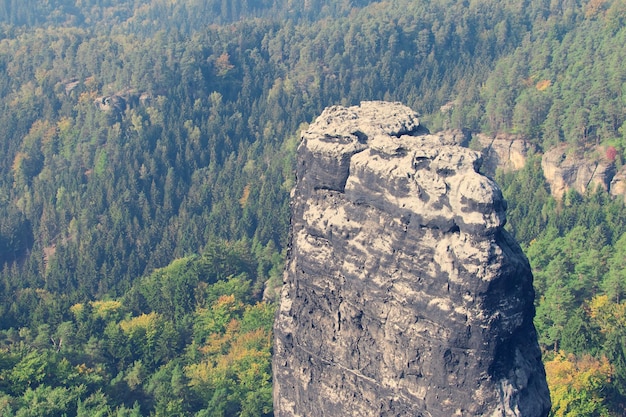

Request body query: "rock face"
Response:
[541, 146, 615, 200]
[474, 133, 534, 177]
[610, 165, 626, 203]
[273, 102, 550, 417]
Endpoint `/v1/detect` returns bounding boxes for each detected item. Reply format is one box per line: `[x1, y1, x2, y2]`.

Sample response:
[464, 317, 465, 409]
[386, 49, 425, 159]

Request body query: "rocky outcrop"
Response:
[474, 133, 534, 177]
[273, 101, 550, 417]
[94, 94, 127, 112]
[610, 165, 626, 203]
[94, 89, 152, 112]
[541, 146, 615, 200]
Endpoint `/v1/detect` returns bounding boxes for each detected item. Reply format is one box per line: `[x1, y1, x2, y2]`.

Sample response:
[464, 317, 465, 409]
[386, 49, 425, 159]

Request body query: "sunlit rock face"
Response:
[473, 133, 534, 177]
[273, 101, 551, 417]
[541, 145, 615, 200]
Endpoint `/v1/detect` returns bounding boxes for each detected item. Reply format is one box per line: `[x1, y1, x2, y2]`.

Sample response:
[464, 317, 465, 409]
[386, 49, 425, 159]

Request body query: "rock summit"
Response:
[273, 101, 550, 417]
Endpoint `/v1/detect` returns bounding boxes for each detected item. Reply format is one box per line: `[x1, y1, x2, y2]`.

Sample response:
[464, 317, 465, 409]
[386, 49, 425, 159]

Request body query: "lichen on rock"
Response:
[273, 101, 551, 417]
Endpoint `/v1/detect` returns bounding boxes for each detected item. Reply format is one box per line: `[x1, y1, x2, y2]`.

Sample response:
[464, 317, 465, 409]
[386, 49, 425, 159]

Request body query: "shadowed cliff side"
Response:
[273, 101, 551, 417]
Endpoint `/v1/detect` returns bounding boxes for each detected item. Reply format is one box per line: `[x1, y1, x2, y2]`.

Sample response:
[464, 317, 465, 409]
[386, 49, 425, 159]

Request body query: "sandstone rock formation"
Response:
[273, 101, 550, 417]
[541, 146, 615, 200]
[473, 133, 534, 177]
[610, 165, 626, 203]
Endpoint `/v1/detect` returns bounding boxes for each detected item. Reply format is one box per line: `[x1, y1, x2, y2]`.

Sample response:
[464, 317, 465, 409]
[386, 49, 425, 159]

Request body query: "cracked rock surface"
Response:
[273, 101, 551, 417]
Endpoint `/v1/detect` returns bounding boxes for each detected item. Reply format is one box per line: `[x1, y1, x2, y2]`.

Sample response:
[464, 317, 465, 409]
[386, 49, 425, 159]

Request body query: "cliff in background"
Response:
[273, 102, 551, 417]
[470, 134, 623, 202]
[474, 133, 535, 177]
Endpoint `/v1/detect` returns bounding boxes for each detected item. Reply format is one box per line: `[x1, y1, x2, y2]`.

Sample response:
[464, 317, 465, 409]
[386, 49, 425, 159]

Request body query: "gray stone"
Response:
[610, 165, 626, 203]
[541, 146, 615, 200]
[273, 101, 550, 417]
[473, 133, 534, 177]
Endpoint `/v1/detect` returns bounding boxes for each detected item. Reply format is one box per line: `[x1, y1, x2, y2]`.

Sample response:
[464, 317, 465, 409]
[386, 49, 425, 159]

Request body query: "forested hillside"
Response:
[1, 0, 626, 415]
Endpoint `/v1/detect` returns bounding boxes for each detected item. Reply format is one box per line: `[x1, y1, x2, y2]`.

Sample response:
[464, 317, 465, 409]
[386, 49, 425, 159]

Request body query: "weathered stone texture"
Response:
[541, 146, 615, 200]
[610, 165, 626, 203]
[273, 101, 550, 417]
[473, 133, 534, 177]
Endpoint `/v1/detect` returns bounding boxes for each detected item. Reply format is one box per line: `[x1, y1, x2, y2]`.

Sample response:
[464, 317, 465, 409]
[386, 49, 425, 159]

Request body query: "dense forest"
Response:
[1, 0, 626, 415]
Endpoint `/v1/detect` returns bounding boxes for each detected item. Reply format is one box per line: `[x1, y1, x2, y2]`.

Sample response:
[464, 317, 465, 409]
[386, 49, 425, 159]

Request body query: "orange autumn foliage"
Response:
[535, 79, 551, 91]
[545, 351, 612, 417]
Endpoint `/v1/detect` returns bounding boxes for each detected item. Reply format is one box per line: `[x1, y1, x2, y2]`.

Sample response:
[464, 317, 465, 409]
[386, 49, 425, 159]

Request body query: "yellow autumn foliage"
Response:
[70, 303, 84, 317]
[119, 312, 159, 334]
[186, 326, 272, 390]
[57, 117, 73, 135]
[546, 352, 610, 390]
[588, 294, 626, 333]
[91, 300, 123, 319]
[12, 152, 27, 173]
[239, 184, 251, 208]
[199, 319, 241, 356]
[545, 351, 611, 417]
